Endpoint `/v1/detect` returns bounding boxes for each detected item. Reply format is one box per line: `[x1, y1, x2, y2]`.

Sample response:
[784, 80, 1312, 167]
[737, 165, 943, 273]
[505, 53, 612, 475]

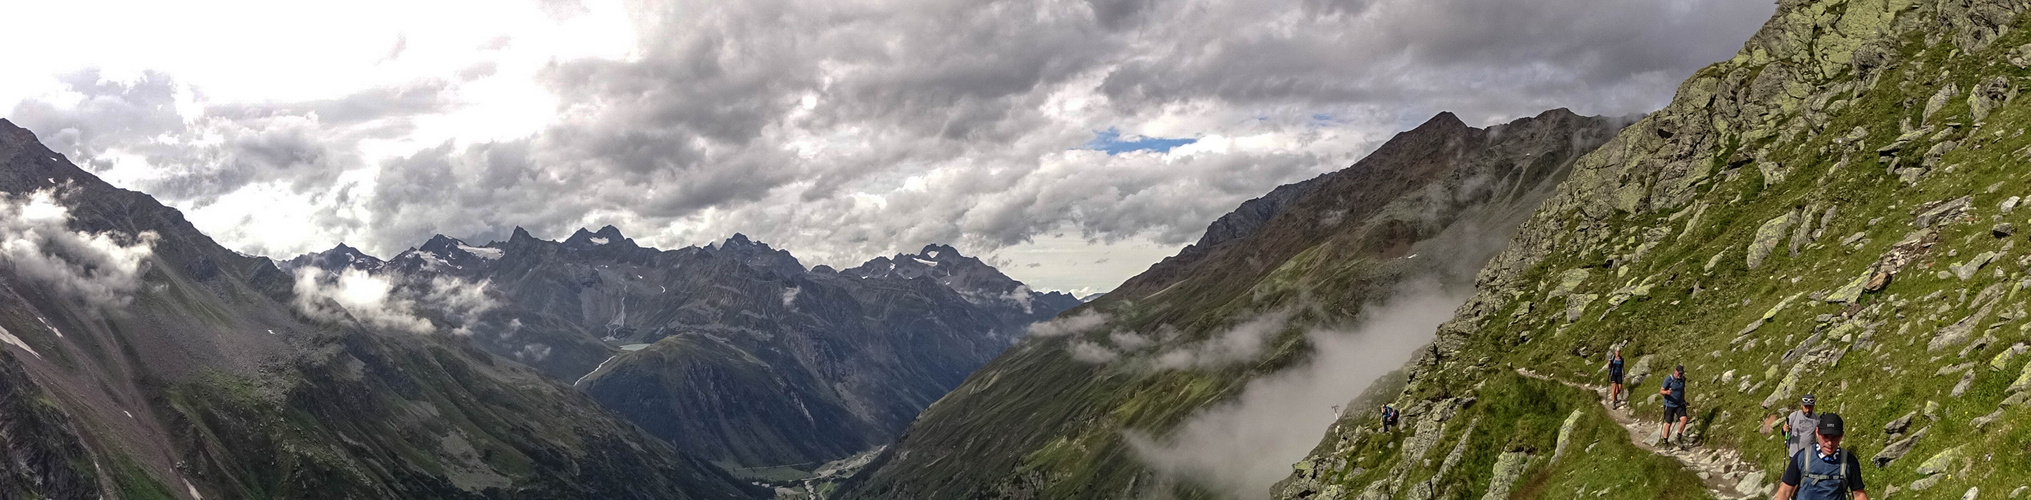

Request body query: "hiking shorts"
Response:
[1610, 372, 1624, 385]
[1663, 405, 1687, 423]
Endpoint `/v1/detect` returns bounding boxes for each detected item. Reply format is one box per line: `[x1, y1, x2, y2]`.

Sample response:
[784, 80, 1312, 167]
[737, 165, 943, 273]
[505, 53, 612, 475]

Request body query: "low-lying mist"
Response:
[1126, 281, 1467, 499]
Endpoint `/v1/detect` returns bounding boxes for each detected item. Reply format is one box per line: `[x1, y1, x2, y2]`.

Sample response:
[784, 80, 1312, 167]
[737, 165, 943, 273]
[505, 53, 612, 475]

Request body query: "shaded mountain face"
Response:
[287, 224, 1078, 468]
[842, 109, 1625, 498]
[1277, 0, 2031, 498]
[0, 119, 759, 499]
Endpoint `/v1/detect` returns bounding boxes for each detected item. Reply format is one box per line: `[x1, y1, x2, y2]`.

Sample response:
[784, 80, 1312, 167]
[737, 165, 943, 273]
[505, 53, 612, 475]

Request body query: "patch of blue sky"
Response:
[1085, 128, 1197, 155]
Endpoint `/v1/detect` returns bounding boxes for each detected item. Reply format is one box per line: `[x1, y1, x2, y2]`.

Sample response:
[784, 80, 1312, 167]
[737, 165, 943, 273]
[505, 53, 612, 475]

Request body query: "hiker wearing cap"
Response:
[1774, 412, 1868, 500]
[1660, 364, 1689, 444]
[1782, 394, 1819, 459]
[1606, 349, 1626, 409]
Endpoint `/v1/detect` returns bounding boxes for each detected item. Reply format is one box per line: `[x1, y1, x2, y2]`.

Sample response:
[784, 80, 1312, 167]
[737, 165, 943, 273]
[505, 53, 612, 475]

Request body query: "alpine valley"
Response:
[16, 0, 2031, 497]
[0, 116, 1075, 498]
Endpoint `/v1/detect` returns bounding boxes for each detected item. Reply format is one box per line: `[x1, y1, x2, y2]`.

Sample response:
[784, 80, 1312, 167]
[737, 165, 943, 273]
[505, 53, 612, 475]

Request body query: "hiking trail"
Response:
[1516, 367, 1775, 500]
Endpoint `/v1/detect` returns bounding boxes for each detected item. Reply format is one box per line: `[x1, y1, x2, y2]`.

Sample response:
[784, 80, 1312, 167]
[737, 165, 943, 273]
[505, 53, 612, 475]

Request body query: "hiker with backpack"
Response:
[1660, 364, 1690, 445]
[1380, 404, 1400, 433]
[1781, 394, 1819, 459]
[1773, 413, 1868, 500]
[1606, 348, 1626, 409]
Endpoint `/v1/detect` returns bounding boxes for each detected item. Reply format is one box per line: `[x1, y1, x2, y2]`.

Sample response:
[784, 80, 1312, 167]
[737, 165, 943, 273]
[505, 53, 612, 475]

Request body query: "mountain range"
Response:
[0, 115, 1076, 498]
[279, 225, 1079, 469]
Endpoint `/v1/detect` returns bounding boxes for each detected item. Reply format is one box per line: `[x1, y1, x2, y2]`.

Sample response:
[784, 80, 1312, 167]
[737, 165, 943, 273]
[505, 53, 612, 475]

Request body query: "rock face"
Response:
[0, 119, 760, 499]
[1274, 0, 2031, 498]
[841, 109, 1625, 498]
[289, 226, 1077, 468]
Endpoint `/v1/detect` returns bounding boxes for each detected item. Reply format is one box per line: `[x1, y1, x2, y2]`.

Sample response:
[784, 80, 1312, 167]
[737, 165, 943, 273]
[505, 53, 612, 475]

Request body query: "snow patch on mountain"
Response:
[459, 245, 504, 259]
[0, 326, 41, 359]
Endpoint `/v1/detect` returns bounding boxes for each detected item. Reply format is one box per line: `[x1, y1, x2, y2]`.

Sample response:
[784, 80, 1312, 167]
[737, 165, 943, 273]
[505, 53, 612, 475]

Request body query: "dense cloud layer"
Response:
[3, 0, 1773, 291]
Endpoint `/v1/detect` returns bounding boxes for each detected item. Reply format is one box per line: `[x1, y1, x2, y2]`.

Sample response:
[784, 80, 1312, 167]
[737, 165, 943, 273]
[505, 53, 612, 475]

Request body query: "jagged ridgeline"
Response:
[1278, 0, 2031, 498]
[841, 109, 1626, 498]
[283, 226, 1078, 472]
[0, 119, 762, 499]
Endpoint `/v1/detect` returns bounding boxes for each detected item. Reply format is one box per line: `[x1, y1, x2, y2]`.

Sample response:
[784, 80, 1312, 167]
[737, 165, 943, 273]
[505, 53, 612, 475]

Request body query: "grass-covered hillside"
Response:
[1278, 0, 2031, 498]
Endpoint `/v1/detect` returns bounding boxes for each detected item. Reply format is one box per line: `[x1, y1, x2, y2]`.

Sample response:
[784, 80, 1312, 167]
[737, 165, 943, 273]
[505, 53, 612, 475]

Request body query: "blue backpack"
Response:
[1791, 448, 1850, 499]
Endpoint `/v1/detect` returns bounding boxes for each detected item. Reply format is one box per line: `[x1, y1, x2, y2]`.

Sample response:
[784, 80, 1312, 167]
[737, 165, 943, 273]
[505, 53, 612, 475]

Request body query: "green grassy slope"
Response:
[1279, 0, 2031, 497]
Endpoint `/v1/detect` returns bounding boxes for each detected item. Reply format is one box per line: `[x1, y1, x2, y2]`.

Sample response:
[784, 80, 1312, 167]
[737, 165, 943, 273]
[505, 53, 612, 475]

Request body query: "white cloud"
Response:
[0, 188, 157, 307]
[1127, 282, 1465, 499]
[1068, 340, 1120, 363]
[291, 267, 497, 334]
[1025, 309, 1110, 337]
[1149, 312, 1291, 370]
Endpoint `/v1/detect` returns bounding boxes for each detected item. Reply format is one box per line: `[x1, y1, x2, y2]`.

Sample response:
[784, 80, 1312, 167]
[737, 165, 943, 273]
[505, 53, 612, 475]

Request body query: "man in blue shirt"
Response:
[1659, 364, 1688, 445]
[1773, 413, 1868, 500]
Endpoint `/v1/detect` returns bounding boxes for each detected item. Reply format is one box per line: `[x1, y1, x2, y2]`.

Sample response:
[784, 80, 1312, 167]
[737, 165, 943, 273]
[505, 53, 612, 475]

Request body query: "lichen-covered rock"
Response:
[1479, 452, 1532, 500]
[1916, 444, 1967, 476]
[1552, 268, 1593, 297]
[2010, 356, 2031, 392]
[1553, 409, 1585, 460]
[1750, 212, 1799, 269]
[1970, 76, 2016, 123]
[1933, 301, 1999, 351]
[1566, 293, 1598, 323]
[1827, 271, 1872, 303]
[1955, 251, 2000, 280]
[1925, 82, 1962, 123]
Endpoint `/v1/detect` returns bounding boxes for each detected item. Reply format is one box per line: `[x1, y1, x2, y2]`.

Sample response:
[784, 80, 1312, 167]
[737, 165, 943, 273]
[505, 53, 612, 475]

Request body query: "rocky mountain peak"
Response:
[706, 233, 805, 276]
[285, 242, 385, 273]
[418, 234, 464, 253]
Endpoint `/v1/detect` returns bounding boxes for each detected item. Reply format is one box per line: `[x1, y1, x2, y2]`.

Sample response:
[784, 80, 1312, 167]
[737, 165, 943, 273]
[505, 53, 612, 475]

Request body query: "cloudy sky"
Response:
[0, 0, 1773, 294]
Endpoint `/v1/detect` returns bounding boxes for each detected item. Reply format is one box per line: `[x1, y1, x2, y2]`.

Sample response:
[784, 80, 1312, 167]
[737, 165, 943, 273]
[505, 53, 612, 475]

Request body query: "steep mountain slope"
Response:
[290, 226, 1079, 469]
[0, 119, 760, 499]
[842, 109, 1625, 498]
[1276, 0, 2031, 498]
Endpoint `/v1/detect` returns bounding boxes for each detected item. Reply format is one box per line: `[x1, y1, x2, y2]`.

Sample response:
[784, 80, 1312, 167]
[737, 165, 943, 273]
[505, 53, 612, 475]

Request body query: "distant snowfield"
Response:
[460, 245, 504, 259]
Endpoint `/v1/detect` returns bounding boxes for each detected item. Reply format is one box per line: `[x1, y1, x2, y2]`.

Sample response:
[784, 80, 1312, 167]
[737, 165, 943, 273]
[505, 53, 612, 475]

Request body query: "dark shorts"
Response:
[1610, 373, 1624, 384]
[1663, 405, 1687, 422]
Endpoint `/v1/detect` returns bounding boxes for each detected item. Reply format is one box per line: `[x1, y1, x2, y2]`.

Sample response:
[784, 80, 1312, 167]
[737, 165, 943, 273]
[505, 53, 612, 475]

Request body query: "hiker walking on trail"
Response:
[1773, 413, 1868, 500]
[1782, 394, 1819, 459]
[1380, 404, 1400, 433]
[1660, 365, 1689, 444]
[1606, 349, 1626, 409]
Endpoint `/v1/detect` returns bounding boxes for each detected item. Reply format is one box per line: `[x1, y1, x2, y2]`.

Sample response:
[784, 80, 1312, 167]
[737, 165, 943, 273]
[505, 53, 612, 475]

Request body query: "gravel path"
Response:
[1516, 367, 1774, 500]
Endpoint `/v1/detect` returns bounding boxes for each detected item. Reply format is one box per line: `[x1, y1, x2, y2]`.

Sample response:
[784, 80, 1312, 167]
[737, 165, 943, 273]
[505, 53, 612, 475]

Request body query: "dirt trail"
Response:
[1516, 368, 1773, 500]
